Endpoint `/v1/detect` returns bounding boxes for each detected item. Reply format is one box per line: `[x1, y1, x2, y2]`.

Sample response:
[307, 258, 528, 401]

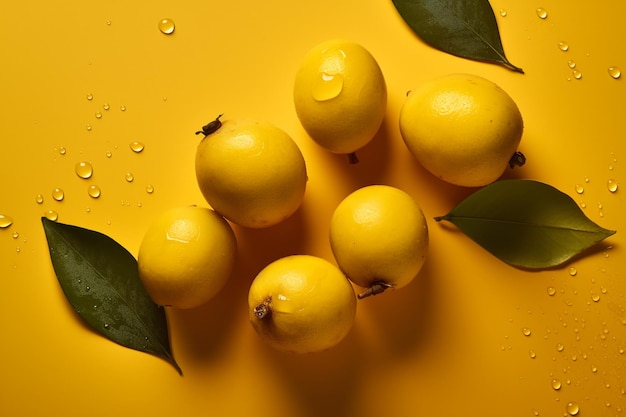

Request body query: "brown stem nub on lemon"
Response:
[357, 282, 393, 299]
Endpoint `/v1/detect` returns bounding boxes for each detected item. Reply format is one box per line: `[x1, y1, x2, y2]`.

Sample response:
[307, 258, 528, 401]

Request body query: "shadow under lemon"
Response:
[166, 204, 310, 369]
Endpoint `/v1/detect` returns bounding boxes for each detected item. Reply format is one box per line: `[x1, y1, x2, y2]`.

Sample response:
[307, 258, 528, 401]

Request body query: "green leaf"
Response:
[391, 0, 524, 72]
[41, 217, 182, 375]
[434, 180, 616, 269]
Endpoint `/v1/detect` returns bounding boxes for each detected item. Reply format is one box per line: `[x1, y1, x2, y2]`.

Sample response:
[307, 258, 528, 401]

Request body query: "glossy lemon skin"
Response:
[195, 119, 308, 228]
[248, 255, 357, 354]
[399, 73, 524, 187]
[293, 39, 387, 155]
[330, 185, 429, 292]
[137, 206, 237, 309]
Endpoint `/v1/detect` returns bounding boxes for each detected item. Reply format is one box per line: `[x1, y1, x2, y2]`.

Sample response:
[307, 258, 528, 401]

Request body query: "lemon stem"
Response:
[357, 282, 392, 299]
[348, 152, 359, 164]
[508, 151, 526, 169]
[254, 302, 271, 320]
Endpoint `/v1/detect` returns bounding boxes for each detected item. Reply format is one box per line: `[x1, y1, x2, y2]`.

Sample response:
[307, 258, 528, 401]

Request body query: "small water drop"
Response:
[566, 402, 580, 416]
[12, 231, 19, 239]
[95, 111, 102, 119]
[312, 72, 344, 101]
[522, 328, 532, 336]
[557, 343, 565, 352]
[591, 293, 600, 302]
[120, 105, 126, 111]
[575, 184, 584, 194]
[568, 60, 577, 69]
[58, 146, 67, 155]
[103, 103, 110, 111]
[106, 19, 111, 26]
[529, 350, 537, 359]
[86, 123, 92, 131]
[104, 323, 110, 329]
[608, 66, 621, 79]
[75, 161, 93, 179]
[499, 8, 507, 17]
[34, 193, 44, 204]
[125, 172, 134, 182]
[558, 41, 570, 51]
[87, 185, 101, 198]
[607, 179, 618, 193]
[536, 8, 548, 19]
[579, 201, 586, 209]
[106, 150, 112, 158]
[568, 267, 577, 276]
[552, 379, 562, 390]
[86, 93, 93, 101]
[52, 188, 65, 201]
[145, 184, 155, 194]
[573, 70, 582, 80]
[547, 287, 557, 296]
[45, 210, 58, 221]
[86, 286, 90, 291]
[158, 18, 175, 35]
[130, 141, 144, 153]
[0, 214, 13, 228]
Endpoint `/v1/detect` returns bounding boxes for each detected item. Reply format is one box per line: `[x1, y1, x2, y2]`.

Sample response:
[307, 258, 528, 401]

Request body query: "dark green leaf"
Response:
[41, 217, 182, 375]
[391, 0, 524, 72]
[434, 180, 616, 269]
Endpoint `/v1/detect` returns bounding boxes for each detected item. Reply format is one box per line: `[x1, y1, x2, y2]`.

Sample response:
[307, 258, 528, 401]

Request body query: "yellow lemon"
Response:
[248, 255, 357, 353]
[137, 206, 237, 309]
[195, 116, 308, 228]
[293, 39, 387, 163]
[399, 73, 525, 187]
[329, 185, 428, 298]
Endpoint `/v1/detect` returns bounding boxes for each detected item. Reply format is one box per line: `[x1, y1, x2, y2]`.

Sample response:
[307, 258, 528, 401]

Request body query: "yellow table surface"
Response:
[1, 1, 624, 416]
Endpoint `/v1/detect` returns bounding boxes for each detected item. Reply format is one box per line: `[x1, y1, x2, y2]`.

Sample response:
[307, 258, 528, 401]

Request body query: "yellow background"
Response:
[1, 1, 624, 416]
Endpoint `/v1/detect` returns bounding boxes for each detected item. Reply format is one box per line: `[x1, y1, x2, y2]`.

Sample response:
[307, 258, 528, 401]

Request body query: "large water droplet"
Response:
[52, 188, 65, 201]
[45, 210, 58, 221]
[566, 402, 580, 415]
[573, 70, 582, 80]
[312, 72, 344, 101]
[0, 214, 13, 228]
[75, 161, 93, 179]
[607, 179, 618, 193]
[158, 18, 175, 35]
[130, 141, 144, 153]
[536, 8, 548, 19]
[88, 185, 101, 198]
[608, 66, 621, 79]
[558, 41, 570, 51]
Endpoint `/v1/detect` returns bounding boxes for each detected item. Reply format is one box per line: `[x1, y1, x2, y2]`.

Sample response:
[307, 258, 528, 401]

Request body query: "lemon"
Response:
[137, 206, 237, 309]
[293, 39, 387, 162]
[399, 73, 525, 187]
[195, 117, 308, 228]
[329, 185, 428, 298]
[248, 255, 357, 353]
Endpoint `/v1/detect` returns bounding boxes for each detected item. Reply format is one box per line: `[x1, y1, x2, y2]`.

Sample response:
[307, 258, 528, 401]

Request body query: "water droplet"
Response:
[86, 286, 91, 291]
[529, 350, 537, 359]
[312, 72, 344, 101]
[88, 185, 101, 198]
[522, 328, 532, 336]
[607, 179, 618, 193]
[591, 293, 600, 302]
[58, 146, 67, 155]
[12, 231, 19, 239]
[579, 201, 586, 209]
[158, 18, 175, 35]
[547, 287, 557, 296]
[104, 323, 110, 329]
[95, 111, 102, 119]
[120, 105, 126, 111]
[552, 379, 562, 390]
[34, 193, 44, 204]
[86, 123, 92, 131]
[106, 150, 112, 158]
[130, 141, 144, 153]
[568, 267, 577, 276]
[0, 214, 13, 228]
[86, 93, 93, 101]
[125, 172, 134, 182]
[106, 19, 111, 26]
[557, 343, 565, 352]
[568, 60, 577, 69]
[499, 8, 507, 17]
[45, 210, 58, 221]
[536, 8, 548, 19]
[103, 102, 110, 111]
[75, 161, 93, 179]
[573, 70, 582, 80]
[608, 66, 621, 79]
[145, 184, 155, 194]
[558, 41, 570, 51]
[52, 188, 65, 201]
[566, 402, 580, 416]
[575, 184, 584, 194]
